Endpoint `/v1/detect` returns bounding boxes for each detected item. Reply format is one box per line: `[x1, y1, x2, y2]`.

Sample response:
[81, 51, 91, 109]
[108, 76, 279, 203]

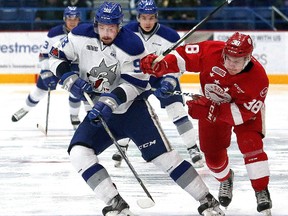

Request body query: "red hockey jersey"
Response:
[171, 40, 269, 127]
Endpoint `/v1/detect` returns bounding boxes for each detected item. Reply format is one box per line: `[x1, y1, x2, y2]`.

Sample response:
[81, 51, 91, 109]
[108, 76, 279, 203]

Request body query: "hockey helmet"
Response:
[94, 2, 123, 25]
[224, 32, 253, 57]
[63, 6, 81, 20]
[136, 0, 158, 15]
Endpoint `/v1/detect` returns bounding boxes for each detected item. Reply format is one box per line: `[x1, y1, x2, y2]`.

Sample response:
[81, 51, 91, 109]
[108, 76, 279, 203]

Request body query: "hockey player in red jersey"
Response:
[140, 32, 272, 215]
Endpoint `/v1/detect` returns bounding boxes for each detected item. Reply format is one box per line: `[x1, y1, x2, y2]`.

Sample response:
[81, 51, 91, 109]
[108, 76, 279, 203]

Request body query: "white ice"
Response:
[0, 84, 287, 216]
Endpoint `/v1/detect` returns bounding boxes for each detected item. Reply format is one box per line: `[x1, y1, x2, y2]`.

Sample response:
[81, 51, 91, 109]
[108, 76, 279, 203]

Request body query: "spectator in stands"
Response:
[161, 0, 200, 30]
[35, 0, 63, 30]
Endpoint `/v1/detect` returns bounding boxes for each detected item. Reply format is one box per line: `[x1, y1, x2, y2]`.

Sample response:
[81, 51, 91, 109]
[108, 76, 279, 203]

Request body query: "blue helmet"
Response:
[136, 0, 158, 15]
[63, 6, 81, 20]
[95, 2, 123, 25]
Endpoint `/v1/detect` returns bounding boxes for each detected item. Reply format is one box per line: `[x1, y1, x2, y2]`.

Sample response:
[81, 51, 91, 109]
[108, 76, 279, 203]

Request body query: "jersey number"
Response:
[133, 59, 141, 73]
[244, 99, 263, 114]
[185, 44, 200, 54]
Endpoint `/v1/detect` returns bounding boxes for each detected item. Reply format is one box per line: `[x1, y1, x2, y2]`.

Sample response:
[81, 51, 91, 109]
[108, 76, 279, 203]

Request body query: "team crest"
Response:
[88, 59, 117, 92]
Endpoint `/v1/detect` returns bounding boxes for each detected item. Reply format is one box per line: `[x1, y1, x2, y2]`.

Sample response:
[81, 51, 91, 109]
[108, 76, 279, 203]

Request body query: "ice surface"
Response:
[0, 84, 287, 216]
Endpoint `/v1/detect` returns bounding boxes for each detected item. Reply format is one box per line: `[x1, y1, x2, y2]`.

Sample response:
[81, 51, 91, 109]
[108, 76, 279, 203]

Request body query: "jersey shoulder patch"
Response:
[114, 27, 145, 56]
[124, 21, 139, 33]
[47, 24, 65, 38]
[71, 23, 97, 38]
[156, 25, 180, 43]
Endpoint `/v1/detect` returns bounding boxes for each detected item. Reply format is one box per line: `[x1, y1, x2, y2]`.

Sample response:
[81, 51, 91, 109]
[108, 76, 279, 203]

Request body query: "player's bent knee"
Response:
[69, 145, 99, 175]
[152, 150, 183, 174]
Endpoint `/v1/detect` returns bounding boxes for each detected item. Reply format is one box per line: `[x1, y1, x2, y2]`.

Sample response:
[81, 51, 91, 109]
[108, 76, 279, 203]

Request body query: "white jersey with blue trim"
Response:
[49, 23, 150, 113]
[125, 21, 179, 55]
[125, 21, 180, 78]
[40, 24, 69, 71]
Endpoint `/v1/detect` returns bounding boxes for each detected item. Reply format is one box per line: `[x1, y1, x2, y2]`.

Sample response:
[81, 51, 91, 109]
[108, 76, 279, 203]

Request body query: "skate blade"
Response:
[202, 207, 225, 216]
[193, 160, 205, 168]
[113, 160, 122, 168]
[104, 208, 135, 216]
[261, 209, 272, 216]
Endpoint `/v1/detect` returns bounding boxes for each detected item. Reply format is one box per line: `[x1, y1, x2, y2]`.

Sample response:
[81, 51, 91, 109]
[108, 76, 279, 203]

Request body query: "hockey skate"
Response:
[70, 115, 81, 130]
[112, 145, 128, 168]
[102, 194, 134, 216]
[256, 188, 272, 216]
[198, 193, 225, 216]
[218, 169, 234, 208]
[187, 145, 204, 168]
[12, 108, 29, 122]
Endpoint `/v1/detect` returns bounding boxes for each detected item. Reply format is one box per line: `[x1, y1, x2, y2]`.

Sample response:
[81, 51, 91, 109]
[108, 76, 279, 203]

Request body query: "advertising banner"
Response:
[0, 32, 46, 74]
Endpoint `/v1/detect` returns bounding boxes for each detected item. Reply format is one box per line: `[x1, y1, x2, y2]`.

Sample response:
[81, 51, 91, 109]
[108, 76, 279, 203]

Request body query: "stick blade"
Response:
[37, 123, 47, 136]
[136, 198, 155, 209]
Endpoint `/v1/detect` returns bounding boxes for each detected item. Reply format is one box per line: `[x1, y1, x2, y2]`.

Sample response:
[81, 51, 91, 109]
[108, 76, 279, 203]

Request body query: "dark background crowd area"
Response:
[0, 0, 288, 31]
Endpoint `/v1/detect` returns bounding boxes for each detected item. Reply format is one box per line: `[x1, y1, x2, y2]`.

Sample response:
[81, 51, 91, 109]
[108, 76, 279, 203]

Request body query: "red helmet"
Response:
[223, 32, 253, 57]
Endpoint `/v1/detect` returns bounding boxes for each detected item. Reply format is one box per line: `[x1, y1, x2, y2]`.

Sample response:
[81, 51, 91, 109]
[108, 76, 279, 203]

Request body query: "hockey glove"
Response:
[40, 70, 59, 90]
[88, 93, 121, 127]
[154, 75, 177, 98]
[59, 72, 93, 101]
[140, 54, 179, 78]
[186, 95, 219, 123]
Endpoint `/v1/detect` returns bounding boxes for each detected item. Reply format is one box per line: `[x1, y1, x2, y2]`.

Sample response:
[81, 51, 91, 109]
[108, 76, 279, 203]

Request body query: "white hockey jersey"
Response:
[125, 21, 181, 78]
[49, 23, 150, 113]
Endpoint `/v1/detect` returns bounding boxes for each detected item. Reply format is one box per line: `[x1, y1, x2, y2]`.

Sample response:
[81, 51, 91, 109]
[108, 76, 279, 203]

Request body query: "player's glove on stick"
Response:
[154, 75, 177, 98]
[88, 93, 120, 127]
[186, 95, 219, 123]
[60, 72, 93, 101]
[140, 54, 179, 78]
[40, 70, 59, 90]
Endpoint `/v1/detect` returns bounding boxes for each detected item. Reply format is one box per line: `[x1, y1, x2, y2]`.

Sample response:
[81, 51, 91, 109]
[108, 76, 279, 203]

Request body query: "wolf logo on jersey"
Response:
[88, 59, 117, 92]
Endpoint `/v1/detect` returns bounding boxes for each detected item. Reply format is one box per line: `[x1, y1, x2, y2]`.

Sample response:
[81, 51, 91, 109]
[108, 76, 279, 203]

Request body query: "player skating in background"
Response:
[141, 32, 272, 215]
[112, 0, 204, 169]
[49, 2, 224, 216]
[12, 6, 82, 129]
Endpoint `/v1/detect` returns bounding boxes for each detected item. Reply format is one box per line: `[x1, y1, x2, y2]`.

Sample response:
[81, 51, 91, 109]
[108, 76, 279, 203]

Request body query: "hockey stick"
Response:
[151, 88, 196, 98]
[37, 87, 51, 136]
[83, 92, 155, 209]
[153, 0, 234, 64]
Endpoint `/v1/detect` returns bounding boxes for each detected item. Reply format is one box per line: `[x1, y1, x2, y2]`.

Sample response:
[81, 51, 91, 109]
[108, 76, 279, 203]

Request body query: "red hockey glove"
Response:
[140, 54, 169, 77]
[186, 95, 219, 123]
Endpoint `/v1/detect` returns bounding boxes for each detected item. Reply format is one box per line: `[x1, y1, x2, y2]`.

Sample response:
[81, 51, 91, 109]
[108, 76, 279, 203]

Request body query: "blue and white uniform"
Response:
[125, 21, 184, 107]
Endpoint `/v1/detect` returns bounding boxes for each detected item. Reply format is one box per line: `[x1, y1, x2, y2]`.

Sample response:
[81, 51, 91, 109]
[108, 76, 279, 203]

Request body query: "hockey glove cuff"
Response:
[40, 70, 59, 90]
[154, 75, 177, 98]
[59, 72, 93, 101]
[88, 93, 121, 127]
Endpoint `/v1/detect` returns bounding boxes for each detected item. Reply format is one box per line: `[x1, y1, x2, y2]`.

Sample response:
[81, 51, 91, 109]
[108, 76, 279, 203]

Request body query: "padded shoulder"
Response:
[71, 23, 97, 38]
[156, 25, 180, 43]
[114, 27, 145, 56]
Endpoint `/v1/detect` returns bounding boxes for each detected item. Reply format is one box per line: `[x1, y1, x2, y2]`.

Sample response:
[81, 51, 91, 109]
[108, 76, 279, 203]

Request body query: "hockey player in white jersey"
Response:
[112, 0, 204, 168]
[49, 2, 224, 216]
[11, 6, 82, 129]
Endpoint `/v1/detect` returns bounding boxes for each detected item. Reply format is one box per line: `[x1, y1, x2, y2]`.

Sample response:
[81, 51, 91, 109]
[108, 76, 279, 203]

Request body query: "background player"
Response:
[49, 2, 224, 216]
[140, 32, 272, 215]
[12, 6, 82, 129]
[112, 0, 204, 169]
